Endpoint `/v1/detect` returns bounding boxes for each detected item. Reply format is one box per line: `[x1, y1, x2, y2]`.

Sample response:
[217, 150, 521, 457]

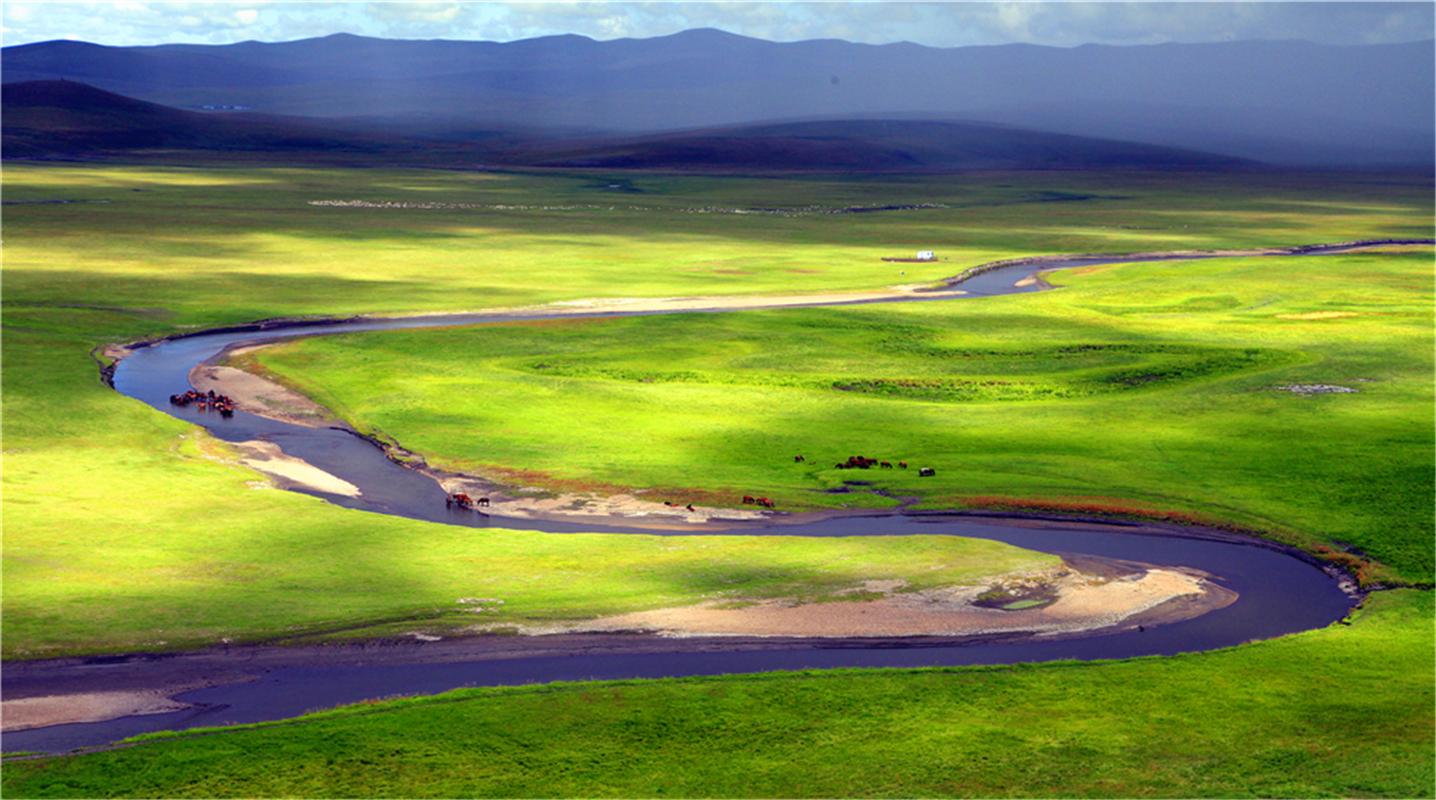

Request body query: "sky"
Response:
[2, 1, 1433, 49]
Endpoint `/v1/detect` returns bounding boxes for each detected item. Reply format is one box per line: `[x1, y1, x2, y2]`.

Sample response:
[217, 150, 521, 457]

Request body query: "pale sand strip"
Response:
[2, 691, 188, 732]
[233, 440, 362, 497]
[533, 285, 965, 313]
[190, 360, 336, 428]
[492, 568, 1234, 639]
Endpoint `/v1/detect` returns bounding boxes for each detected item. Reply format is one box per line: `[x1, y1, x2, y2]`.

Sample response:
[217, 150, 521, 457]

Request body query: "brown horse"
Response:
[447, 492, 475, 509]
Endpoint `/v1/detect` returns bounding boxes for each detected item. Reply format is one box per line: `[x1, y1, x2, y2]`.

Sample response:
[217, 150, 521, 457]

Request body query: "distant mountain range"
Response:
[4, 29, 1432, 168]
[2, 80, 1251, 171]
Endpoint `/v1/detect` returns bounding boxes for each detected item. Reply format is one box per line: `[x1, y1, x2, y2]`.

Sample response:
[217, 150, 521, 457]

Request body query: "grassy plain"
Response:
[5, 590, 1430, 798]
[7, 164, 1430, 655]
[254, 247, 1435, 582]
[1, 164, 1431, 796]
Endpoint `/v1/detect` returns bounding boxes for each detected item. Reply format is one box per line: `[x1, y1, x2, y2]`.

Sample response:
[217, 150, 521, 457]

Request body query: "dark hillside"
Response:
[5, 31, 1431, 166]
[0, 80, 467, 160]
[2, 82, 1254, 172]
[530, 119, 1254, 171]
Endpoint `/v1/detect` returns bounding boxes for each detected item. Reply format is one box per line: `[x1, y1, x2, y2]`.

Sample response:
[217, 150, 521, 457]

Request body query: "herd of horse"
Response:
[169, 388, 235, 417]
[827, 454, 933, 476]
[831, 454, 906, 470]
[170, 386, 937, 517]
[442, 453, 935, 515]
[446, 492, 490, 511]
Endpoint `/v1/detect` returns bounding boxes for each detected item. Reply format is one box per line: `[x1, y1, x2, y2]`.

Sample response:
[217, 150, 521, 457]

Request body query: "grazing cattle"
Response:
[477, 497, 490, 508]
[742, 495, 757, 505]
[755, 497, 776, 509]
[880, 461, 893, 469]
[898, 461, 908, 469]
[685, 504, 696, 512]
[918, 467, 936, 477]
[794, 455, 805, 463]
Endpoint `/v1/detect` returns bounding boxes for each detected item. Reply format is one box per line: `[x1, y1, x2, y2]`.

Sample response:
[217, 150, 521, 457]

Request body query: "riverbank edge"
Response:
[92, 238, 1436, 388]
[76, 238, 1429, 654]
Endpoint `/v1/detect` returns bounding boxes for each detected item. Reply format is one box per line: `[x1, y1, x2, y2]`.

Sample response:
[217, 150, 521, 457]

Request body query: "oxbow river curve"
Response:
[10, 240, 1424, 754]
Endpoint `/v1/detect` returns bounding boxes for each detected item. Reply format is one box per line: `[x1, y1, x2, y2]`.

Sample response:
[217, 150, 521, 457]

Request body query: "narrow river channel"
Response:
[11, 242, 1419, 753]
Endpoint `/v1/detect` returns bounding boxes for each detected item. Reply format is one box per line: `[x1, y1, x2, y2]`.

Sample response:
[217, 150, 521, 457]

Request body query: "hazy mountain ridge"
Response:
[1, 80, 475, 160]
[5, 29, 1432, 166]
[530, 118, 1252, 171]
[1, 79, 1253, 171]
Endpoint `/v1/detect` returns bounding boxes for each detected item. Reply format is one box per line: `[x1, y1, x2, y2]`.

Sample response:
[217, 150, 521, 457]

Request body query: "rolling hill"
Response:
[1, 80, 1253, 172]
[1, 80, 403, 159]
[0, 80, 569, 163]
[4, 30, 1432, 166]
[528, 119, 1252, 171]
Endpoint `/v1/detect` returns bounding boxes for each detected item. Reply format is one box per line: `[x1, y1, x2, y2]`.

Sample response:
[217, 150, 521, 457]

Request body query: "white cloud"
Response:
[1, 1, 1431, 49]
[369, 2, 463, 24]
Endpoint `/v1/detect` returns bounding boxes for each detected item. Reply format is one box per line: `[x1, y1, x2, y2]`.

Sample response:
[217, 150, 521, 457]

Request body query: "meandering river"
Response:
[11, 241, 1423, 753]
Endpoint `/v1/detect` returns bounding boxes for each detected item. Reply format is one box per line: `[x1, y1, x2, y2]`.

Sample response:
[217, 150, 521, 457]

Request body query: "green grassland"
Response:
[253, 247, 1435, 583]
[2, 163, 1432, 796]
[5, 590, 1430, 798]
[6, 164, 1430, 656]
[5, 165, 1432, 325]
[3, 290, 1053, 656]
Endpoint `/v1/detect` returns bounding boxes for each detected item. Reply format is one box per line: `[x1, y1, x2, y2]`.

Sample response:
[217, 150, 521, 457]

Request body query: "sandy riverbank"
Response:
[190, 354, 337, 428]
[192, 353, 770, 524]
[477, 562, 1236, 639]
[2, 691, 189, 733]
[231, 440, 361, 497]
[0, 559, 1234, 738]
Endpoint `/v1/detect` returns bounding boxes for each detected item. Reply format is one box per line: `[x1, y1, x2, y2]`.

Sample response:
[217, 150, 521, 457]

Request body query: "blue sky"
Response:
[3, 2, 1432, 48]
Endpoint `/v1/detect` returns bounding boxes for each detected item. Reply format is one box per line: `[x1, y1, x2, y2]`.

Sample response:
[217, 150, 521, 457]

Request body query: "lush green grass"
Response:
[254, 248, 1435, 583]
[7, 165, 1429, 655]
[5, 590, 1430, 798]
[6, 165, 1432, 325]
[2, 164, 1431, 797]
[3, 309, 1052, 656]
